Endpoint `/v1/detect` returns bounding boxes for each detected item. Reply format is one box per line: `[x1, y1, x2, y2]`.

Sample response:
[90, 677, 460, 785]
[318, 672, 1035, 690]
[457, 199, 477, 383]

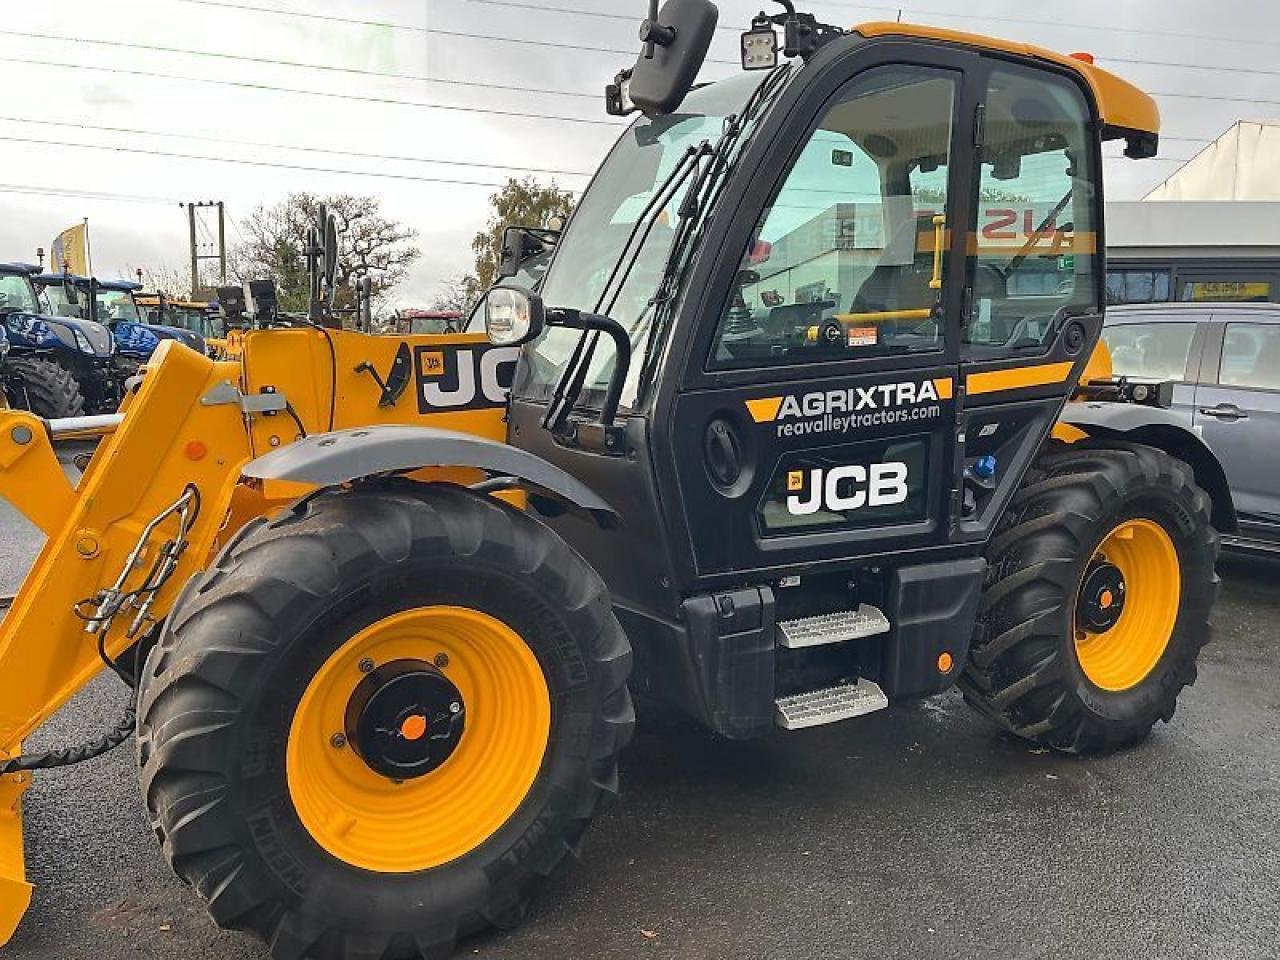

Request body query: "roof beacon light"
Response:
[1070, 51, 1096, 63]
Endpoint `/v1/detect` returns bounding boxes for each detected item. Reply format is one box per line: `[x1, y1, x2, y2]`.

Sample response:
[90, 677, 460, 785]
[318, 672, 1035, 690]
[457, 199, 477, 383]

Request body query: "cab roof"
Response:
[0, 262, 41, 276]
[855, 22, 1160, 150]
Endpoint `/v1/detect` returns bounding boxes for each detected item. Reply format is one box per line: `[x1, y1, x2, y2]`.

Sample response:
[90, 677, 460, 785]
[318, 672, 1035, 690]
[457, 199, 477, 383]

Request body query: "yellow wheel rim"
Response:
[286, 606, 551, 873]
[1074, 518, 1181, 692]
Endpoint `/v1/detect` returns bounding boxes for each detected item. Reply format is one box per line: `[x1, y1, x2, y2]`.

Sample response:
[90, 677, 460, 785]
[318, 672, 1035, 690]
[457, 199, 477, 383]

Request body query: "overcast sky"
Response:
[1, 0, 1278, 306]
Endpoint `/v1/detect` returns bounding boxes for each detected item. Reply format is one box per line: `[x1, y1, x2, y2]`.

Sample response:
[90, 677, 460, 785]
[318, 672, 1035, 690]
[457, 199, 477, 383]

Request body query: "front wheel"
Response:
[138, 482, 633, 959]
[4, 355, 84, 418]
[961, 440, 1217, 755]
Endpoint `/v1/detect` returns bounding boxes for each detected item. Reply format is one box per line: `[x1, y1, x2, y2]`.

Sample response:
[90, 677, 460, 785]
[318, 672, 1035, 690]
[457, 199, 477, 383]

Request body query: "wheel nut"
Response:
[358, 658, 374, 673]
[330, 733, 347, 749]
[434, 653, 450, 669]
[449, 701, 462, 715]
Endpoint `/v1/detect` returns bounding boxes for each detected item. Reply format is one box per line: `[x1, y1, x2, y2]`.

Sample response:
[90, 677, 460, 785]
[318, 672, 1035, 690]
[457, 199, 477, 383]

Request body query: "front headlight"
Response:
[0, 337, 9, 358]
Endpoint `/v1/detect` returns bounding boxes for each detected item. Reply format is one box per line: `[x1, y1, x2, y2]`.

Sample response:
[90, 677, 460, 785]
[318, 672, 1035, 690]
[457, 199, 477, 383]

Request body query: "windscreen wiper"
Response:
[636, 63, 793, 387]
[1001, 187, 1074, 280]
[543, 140, 710, 437]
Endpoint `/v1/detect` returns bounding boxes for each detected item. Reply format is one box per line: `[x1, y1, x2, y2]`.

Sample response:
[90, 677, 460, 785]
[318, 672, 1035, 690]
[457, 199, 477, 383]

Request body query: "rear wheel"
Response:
[4, 355, 84, 418]
[961, 440, 1217, 755]
[138, 482, 633, 959]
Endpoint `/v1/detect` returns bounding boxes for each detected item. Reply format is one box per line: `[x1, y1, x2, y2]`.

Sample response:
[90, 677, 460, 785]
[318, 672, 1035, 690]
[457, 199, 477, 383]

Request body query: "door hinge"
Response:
[973, 103, 986, 146]
[960, 285, 974, 327]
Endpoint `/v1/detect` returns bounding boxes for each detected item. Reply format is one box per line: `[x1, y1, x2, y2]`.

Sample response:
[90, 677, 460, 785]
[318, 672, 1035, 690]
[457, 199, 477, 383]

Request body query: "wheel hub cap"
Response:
[344, 660, 465, 780]
[1077, 561, 1126, 633]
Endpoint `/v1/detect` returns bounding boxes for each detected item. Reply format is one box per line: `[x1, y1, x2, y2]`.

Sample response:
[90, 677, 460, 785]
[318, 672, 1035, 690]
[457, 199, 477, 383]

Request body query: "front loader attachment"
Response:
[0, 342, 259, 943]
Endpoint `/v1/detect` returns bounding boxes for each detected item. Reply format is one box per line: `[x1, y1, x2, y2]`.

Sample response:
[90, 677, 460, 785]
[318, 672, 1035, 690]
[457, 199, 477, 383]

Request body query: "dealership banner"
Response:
[50, 221, 90, 275]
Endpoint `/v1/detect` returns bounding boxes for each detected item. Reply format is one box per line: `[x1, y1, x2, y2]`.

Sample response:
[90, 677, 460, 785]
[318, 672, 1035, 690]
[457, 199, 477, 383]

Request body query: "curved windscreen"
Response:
[517, 72, 769, 409]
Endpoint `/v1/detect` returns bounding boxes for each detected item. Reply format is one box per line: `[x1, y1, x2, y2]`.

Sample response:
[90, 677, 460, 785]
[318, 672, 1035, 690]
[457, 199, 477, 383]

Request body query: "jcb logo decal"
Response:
[786, 463, 909, 516]
[412, 345, 519, 414]
[419, 351, 445, 377]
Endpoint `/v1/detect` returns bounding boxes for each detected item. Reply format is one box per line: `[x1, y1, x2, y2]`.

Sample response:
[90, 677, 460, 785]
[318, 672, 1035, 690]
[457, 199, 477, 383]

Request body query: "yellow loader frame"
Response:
[0, 328, 517, 940]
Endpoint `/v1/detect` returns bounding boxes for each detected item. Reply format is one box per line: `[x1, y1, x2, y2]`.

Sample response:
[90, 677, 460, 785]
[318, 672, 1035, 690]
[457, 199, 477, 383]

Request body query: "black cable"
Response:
[295, 319, 339, 431]
[284, 400, 309, 439]
[0, 702, 136, 775]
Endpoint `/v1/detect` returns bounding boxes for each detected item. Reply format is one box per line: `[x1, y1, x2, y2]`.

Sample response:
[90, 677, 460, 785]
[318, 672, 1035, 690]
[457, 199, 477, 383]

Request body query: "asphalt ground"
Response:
[2, 444, 1278, 960]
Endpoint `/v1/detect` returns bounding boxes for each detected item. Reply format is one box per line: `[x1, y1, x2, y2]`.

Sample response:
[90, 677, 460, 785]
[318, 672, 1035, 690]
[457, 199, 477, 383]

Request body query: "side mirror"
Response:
[498, 226, 558, 280]
[484, 285, 545, 346]
[625, 0, 718, 116]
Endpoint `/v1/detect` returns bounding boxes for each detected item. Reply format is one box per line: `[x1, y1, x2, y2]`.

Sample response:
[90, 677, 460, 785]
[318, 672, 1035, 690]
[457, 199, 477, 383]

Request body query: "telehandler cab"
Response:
[0, 4, 1222, 957]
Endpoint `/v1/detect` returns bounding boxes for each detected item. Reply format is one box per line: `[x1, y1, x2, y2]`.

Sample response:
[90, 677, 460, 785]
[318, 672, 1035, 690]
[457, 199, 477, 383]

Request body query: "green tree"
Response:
[231, 192, 420, 314]
[468, 177, 574, 293]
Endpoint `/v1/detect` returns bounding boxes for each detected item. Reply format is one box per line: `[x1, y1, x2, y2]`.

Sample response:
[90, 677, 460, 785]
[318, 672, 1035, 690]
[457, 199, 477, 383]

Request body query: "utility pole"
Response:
[182, 200, 228, 296]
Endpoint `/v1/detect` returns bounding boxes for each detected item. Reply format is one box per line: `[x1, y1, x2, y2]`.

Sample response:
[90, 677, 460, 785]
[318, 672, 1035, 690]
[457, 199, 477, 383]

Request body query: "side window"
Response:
[1100, 322, 1197, 380]
[710, 65, 958, 368]
[1219, 322, 1280, 391]
[966, 65, 1098, 349]
[1106, 269, 1171, 305]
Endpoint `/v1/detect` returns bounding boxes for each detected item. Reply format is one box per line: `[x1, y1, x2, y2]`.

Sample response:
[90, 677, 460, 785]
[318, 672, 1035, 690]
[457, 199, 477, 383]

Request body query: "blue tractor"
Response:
[35, 273, 207, 387]
[0, 262, 116, 417]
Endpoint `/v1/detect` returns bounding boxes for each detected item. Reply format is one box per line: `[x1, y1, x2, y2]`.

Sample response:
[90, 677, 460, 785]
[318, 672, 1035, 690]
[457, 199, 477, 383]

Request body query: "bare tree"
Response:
[231, 192, 421, 314]
[430, 275, 483, 315]
[121, 263, 192, 299]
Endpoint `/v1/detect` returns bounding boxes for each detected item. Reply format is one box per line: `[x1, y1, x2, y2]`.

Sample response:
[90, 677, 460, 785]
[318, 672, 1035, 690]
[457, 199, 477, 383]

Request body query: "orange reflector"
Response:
[1070, 51, 1095, 63]
[937, 651, 954, 673]
[1100, 589, 1114, 609]
[399, 714, 428, 741]
[184, 440, 207, 461]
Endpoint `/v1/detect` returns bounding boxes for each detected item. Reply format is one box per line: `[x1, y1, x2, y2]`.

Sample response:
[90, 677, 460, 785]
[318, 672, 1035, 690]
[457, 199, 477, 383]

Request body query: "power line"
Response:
[0, 183, 180, 205]
[819, 0, 1280, 51]
[0, 135, 586, 191]
[167, 0, 738, 62]
[4, 58, 625, 128]
[0, 115, 596, 178]
[15, 20, 1280, 84]
[0, 29, 601, 102]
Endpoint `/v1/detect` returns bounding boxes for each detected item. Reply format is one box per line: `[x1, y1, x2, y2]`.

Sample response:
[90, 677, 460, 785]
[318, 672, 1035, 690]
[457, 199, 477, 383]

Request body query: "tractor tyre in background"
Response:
[961, 440, 1217, 755]
[137, 481, 634, 960]
[4, 355, 85, 418]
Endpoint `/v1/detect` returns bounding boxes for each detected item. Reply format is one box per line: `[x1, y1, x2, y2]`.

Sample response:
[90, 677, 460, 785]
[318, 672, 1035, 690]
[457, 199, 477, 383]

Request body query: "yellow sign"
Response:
[1185, 281, 1271, 302]
[50, 222, 89, 275]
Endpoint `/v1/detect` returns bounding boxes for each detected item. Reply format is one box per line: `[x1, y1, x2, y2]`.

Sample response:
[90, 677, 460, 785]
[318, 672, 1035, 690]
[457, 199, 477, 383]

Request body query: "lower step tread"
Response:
[774, 678, 889, 730]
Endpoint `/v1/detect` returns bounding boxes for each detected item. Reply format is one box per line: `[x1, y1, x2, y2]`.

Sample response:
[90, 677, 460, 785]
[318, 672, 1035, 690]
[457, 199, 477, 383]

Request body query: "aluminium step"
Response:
[774, 678, 889, 730]
[776, 605, 890, 649]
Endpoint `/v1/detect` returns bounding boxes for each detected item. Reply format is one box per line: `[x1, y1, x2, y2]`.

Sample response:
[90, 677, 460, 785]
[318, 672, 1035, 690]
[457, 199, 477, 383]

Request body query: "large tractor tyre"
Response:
[4, 355, 84, 418]
[137, 481, 634, 960]
[961, 440, 1217, 756]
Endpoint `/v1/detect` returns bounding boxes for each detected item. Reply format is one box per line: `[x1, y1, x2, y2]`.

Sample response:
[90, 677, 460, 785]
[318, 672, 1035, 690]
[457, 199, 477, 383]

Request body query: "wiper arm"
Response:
[636, 63, 793, 385]
[1001, 187, 1073, 280]
[543, 140, 710, 436]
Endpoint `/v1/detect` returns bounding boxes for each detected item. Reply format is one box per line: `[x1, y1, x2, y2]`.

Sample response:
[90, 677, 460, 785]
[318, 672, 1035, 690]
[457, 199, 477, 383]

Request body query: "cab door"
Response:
[661, 47, 979, 585]
[953, 57, 1109, 539]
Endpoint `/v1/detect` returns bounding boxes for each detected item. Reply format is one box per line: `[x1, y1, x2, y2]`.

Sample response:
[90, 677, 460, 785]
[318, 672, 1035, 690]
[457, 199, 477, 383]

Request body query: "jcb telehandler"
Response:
[0, 4, 1225, 957]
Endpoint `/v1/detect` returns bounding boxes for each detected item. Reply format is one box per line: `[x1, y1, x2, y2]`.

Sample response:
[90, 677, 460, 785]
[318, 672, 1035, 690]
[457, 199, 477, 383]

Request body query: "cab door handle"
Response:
[704, 419, 742, 488]
[1198, 403, 1248, 421]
